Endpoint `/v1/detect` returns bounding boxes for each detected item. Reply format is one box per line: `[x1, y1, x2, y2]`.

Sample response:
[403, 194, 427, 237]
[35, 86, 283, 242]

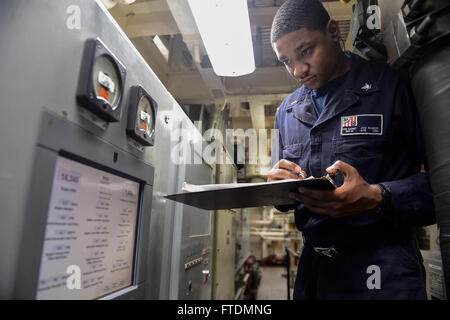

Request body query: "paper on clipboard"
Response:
[165, 175, 337, 210]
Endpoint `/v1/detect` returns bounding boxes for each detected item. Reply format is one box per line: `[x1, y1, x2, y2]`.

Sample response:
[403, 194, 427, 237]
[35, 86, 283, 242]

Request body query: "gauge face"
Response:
[92, 55, 122, 111]
[76, 38, 126, 123]
[137, 96, 154, 137]
[127, 86, 157, 147]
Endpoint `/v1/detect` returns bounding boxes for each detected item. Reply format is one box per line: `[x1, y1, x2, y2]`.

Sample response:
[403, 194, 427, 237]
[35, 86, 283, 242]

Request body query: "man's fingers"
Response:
[268, 167, 299, 182]
[303, 205, 332, 216]
[271, 168, 303, 180]
[270, 159, 307, 181]
[297, 187, 338, 201]
[326, 160, 357, 180]
[290, 192, 340, 211]
[290, 194, 337, 216]
[276, 159, 305, 176]
[292, 191, 360, 218]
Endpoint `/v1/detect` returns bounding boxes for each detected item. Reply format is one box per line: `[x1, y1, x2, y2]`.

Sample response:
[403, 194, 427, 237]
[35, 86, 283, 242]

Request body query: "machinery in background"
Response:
[247, 206, 302, 300]
[243, 255, 261, 300]
[181, 100, 253, 300]
[211, 160, 252, 300]
[416, 225, 446, 299]
[350, 0, 387, 61]
[384, 0, 450, 69]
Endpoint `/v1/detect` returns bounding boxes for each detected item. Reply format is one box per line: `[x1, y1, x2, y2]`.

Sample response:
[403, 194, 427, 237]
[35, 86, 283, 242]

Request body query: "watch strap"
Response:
[375, 183, 392, 214]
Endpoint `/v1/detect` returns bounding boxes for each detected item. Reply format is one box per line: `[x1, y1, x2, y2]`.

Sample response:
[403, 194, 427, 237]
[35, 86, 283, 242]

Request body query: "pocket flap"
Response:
[282, 144, 303, 159]
[333, 138, 386, 155]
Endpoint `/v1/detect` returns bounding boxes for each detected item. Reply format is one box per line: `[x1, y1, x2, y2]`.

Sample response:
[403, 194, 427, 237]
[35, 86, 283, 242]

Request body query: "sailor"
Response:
[267, 0, 436, 299]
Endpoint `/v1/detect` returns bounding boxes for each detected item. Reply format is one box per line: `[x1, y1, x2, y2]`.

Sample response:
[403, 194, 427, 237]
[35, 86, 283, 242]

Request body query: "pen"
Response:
[291, 170, 305, 179]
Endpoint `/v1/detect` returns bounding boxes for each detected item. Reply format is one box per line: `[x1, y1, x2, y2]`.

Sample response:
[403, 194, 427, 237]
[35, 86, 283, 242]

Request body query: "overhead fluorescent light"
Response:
[100, 0, 136, 9]
[187, 0, 255, 77]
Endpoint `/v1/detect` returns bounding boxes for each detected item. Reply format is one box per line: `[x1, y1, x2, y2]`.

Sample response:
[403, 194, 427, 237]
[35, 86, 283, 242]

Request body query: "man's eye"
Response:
[283, 60, 293, 67]
[301, 48, 312, 57]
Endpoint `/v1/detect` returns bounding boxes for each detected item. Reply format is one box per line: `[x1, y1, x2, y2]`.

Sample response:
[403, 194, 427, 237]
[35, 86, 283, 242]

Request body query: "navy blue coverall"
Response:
[273, 53, 436, 299]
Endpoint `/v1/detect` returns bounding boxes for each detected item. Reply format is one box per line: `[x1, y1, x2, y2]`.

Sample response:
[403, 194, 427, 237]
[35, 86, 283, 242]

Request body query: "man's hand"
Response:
[288, 160, 383, 218]
[267, 159, 307, 182]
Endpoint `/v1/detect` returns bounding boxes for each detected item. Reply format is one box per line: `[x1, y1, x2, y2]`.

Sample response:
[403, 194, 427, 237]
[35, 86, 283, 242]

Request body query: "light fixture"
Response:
[187, 0, 255, 77]
[100, 0, 136, 10]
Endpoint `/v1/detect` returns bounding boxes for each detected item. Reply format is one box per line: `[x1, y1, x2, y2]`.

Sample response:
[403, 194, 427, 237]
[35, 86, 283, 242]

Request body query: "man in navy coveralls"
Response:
[267, 0, 436, 299]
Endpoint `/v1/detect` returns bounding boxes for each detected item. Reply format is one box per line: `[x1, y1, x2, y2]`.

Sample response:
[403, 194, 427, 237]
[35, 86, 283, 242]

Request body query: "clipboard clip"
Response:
[324, 173, 338, 188]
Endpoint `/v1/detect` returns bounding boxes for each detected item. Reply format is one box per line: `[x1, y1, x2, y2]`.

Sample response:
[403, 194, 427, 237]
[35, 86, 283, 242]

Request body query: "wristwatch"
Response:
[374, 183, 392, 215]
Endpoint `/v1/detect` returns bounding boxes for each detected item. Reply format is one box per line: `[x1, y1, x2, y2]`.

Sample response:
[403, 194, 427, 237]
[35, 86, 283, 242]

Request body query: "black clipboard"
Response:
[164, 175, 337, 210]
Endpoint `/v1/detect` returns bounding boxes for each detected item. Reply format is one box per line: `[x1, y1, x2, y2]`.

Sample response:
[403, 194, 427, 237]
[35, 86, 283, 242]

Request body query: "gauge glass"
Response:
[92, 55, 121, 110]
[137, 96, 154, 137]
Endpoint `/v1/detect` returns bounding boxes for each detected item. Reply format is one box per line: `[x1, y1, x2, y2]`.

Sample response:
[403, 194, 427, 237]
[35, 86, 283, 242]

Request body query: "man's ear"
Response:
[327, 19, 340, 42]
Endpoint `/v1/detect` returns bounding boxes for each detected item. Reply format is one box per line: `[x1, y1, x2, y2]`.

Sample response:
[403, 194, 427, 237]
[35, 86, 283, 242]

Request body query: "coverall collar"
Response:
[290, 53, 381, 128]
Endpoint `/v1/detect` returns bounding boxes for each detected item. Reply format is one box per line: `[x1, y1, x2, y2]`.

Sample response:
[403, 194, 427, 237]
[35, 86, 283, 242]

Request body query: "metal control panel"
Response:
[183, 246, 212, 297]
[0, 0, 214, 300]
[177, 162, 214, 300]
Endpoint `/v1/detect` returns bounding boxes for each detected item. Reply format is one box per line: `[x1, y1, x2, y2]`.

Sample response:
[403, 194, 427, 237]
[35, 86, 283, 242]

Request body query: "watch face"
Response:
[92, 55, 122, 111]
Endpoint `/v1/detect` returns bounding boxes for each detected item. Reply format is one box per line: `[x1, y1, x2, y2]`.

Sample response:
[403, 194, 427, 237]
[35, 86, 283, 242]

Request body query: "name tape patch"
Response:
[341, 114, 383, 136]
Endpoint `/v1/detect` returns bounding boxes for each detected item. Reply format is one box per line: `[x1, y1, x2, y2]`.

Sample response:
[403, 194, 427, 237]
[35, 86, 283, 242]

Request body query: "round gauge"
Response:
[92, 55, 122, 111]
[127, 85, 158, 147]
[76, 38, 126, 123]
[137, 95, 155, 138]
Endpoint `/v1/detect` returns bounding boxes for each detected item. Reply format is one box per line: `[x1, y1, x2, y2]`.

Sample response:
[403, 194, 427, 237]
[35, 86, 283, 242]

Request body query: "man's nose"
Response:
[293, 62, 308, 79]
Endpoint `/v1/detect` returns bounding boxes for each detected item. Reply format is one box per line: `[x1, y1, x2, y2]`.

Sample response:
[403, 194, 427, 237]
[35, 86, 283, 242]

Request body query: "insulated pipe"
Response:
[250, 231, 289, 237]
[250, 227, 292, 245]
[250, 227, 289, 237]
[251, 234, 292, 241]
[411, 44, 450, 296]
[259, 237, 292, 242]
[250, 208, 276, 226]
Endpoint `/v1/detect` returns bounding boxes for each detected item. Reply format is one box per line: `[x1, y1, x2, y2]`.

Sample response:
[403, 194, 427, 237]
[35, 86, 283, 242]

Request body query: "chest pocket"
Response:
[282, 143, 304, 161]
[282, 143, 311, 175]
[332, 137, 387, 185]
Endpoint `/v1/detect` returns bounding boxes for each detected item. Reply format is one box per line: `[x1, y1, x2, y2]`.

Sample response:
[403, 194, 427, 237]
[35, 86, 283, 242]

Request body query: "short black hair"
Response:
[271, 0, 331, 44]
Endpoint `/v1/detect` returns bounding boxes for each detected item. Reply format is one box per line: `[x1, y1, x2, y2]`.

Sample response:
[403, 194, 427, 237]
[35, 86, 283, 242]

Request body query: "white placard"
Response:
[36, 156, 140, 300]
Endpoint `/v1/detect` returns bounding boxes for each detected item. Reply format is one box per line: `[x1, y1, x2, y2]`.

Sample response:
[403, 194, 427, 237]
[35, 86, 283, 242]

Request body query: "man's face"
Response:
[273, 25, 341, 90]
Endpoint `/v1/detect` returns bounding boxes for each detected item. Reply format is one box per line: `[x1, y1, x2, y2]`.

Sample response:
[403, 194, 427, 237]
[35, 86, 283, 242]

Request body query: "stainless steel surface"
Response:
[176, 162, 214, 299]
[0, 0, 214, 299]
[212, 162, 237, 300]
